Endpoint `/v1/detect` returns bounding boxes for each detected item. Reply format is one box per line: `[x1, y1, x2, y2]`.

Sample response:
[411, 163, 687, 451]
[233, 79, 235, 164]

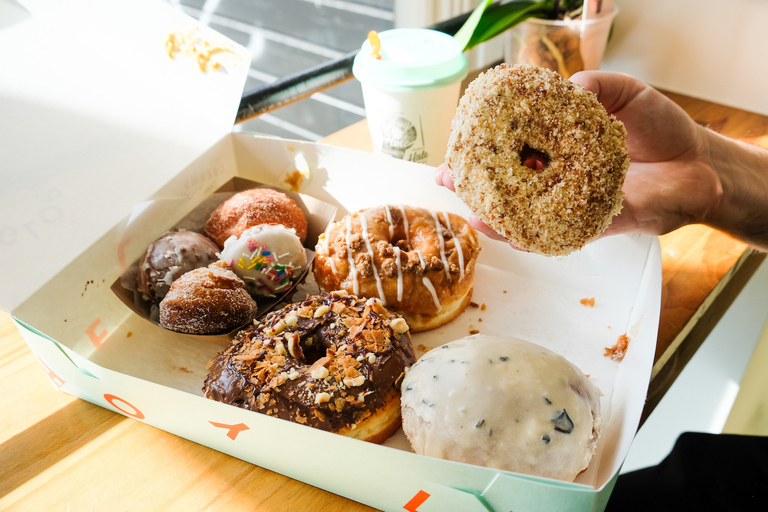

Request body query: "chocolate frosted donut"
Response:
[203, 291, 415, 443]
[137, 230, 220, 303]
[204, 188, 308, 247]
[159, 262, 257, 335]
[446, 64, 629, 256]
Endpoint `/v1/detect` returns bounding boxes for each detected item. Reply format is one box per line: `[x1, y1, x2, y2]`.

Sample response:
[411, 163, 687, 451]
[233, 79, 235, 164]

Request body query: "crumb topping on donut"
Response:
[446, 64, 629, 256]
[203, 292, 415, 432]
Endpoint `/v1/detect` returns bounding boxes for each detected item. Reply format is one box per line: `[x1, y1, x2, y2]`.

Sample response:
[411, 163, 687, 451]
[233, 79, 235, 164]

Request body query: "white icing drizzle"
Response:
[345, 216, 359, 295]
[415, 249, 426, 270]
[430, 210, 451, 283]
[422, 277, 442, 311]
[393, 246, 403, 302]
[384, 204, 395, 239]
[398, 204, 410, 245]
[360, 213, 386, 305]
[322, 232, 337, 274]
[442, 211, 465, 280]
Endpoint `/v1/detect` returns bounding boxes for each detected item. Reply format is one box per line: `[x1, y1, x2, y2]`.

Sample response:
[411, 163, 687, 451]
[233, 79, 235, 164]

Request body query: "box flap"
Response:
[0, 0, 251, 312]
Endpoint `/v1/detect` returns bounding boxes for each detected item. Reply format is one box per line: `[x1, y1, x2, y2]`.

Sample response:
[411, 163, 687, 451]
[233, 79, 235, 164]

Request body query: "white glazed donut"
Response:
[400, 334, 602, 481]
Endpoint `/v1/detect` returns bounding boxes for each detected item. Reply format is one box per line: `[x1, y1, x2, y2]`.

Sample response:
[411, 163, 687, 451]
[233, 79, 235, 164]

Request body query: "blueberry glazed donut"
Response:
[313, 205, 480, 332]
[203, 291, 416, 443]
[445, 64, 629, 256]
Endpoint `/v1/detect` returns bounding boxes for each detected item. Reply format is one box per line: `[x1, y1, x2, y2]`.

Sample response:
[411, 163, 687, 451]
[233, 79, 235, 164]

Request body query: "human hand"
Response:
[568, 71, 722, 238]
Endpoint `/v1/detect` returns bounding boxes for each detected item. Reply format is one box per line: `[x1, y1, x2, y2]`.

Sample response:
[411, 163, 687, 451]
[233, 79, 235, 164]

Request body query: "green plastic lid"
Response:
[352, 29, 468, 90]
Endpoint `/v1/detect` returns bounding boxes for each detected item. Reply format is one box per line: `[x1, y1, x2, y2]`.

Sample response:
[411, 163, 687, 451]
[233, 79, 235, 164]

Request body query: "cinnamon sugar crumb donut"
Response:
[204, 188, 308, 247]
[445, 64, 629, 256]
[159, 261, 257, 334]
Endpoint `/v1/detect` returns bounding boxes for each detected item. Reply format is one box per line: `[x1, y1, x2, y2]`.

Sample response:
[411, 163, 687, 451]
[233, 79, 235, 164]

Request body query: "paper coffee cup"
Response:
[353, 29, 468, 167]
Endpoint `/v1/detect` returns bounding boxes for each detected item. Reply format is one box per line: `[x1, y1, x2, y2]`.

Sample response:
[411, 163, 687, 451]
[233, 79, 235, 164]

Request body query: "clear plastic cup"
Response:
[352, 29, 468, 167]
[503, 8, 618, 78]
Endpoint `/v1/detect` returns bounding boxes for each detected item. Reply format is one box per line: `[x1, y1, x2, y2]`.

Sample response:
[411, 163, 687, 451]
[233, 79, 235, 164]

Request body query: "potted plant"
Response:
[455, 0, 617, 78]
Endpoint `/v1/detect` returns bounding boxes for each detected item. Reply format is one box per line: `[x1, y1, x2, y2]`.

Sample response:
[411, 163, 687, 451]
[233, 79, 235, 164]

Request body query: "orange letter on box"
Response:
[210, 421, 250, 440]
[117, 236, 131, 269]
[37, 357, 65, 388]
[104, 394, 145, 419]
[86, 318, 108, 347]
[403, 490, 430, 512]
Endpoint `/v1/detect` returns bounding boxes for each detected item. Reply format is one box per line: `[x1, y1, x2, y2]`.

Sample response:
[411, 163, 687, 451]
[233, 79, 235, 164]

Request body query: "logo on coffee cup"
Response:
[380, 115, 428, 163]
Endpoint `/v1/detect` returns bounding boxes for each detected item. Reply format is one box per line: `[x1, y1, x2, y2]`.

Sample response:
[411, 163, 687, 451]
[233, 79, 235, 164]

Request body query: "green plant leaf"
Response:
[465, 1, 548, 50]
[453, 0, 496, 51]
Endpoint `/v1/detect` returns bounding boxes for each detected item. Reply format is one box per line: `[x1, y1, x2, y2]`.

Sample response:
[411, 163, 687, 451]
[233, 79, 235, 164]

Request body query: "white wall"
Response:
[602, 0, 768, 116]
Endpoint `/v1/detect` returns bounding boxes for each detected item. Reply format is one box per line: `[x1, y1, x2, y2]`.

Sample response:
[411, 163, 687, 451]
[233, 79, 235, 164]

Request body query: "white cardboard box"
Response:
[0, 2, 661, 511]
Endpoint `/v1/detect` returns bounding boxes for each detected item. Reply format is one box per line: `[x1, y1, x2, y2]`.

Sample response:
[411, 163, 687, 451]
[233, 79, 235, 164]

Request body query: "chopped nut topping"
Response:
[269, 320, 286, 335]
[314, 305, 331, 318]
[367, 353, 376, 364]
[390, 318, 409, 334]
[331, 289, 349, 297]
[275, 341, 287, 356]
[311, 365, 330, 380]
[343, 375, 366, 387]
[315, 392, 331, 404]
[284, 310, 299, 326]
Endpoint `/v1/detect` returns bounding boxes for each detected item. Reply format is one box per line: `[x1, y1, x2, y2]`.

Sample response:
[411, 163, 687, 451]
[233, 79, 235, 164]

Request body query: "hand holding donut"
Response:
[439, 67, 768, 252]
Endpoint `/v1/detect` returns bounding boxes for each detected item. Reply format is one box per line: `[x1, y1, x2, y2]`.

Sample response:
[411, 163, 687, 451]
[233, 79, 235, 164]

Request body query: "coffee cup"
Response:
[352, 29, 467, 167]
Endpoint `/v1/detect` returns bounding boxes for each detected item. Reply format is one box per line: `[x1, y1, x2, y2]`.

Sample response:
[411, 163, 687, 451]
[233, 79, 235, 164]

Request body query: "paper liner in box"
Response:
[110, 177, 337, 342]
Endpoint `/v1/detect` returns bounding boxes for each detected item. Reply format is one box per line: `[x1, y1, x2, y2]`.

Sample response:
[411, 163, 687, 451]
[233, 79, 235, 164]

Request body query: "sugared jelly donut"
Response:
[313, 205, 480, 332]
[204, 188, 308, 247]
[137, 230, 220, 303]
[445, 64, 629, 256]
[203, 291, 415, 443]
[158, 262, 257, 335]
[401, 334, 602, 481]
[219, 224, 308, 297]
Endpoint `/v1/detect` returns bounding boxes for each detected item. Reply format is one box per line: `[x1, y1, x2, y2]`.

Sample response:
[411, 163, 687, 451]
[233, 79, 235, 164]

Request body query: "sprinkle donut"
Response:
[203, 291, 415, 443]
[313, 205, 480, 332]
[445, 64, 629, 256]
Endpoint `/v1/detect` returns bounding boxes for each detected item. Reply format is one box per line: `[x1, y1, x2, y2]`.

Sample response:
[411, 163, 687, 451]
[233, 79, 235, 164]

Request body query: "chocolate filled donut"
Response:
[137, 230, 220, 303]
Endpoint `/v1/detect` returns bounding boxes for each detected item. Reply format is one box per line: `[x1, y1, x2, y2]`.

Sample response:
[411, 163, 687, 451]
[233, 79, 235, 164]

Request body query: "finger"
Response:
[434, 164, 456, 192]
[469, 213, 508, 242]
[569, 70, 646, 118]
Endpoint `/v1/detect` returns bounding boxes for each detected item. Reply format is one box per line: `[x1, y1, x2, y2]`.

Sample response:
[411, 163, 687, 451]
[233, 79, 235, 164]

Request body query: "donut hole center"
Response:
[520, 144, 550, 171]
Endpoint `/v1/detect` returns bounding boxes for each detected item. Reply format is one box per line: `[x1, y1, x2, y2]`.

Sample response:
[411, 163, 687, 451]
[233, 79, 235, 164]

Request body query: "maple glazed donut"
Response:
[445, 64, 630, 256]
[204, 188, 308, 247]
[313, 205, 480, 332]
[203, 291, 416, 443]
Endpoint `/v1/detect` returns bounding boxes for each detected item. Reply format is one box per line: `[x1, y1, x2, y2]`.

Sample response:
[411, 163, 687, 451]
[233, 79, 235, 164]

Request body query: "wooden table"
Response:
[1, 93, 766, 512]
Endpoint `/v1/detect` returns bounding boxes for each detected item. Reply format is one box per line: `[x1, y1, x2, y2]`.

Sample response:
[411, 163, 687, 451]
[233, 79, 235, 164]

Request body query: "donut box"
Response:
[109, 177, 338, 345]
[0, 2, 662, 512]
